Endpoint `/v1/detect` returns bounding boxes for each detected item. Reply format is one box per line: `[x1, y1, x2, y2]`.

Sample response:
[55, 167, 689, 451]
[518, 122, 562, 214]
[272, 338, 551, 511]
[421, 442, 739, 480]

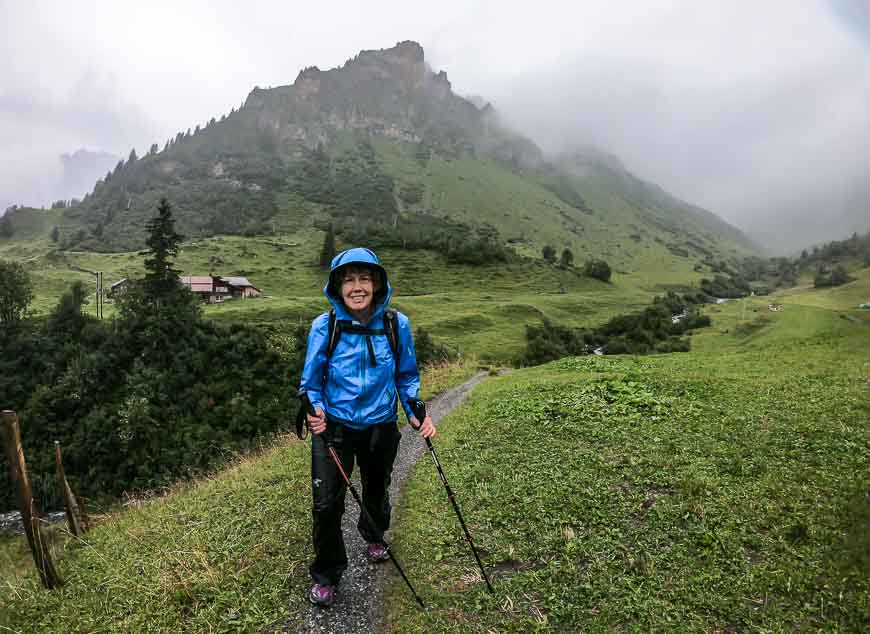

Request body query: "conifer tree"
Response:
[128, 148, 138, 162]
[143, 198, 184, 301]
[560, 247, 574, 268]
[320, 224, 336, 267]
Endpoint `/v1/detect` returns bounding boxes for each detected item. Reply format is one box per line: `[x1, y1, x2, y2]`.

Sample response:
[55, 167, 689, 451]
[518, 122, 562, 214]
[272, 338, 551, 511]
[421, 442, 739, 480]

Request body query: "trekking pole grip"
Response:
[409, 398, 426, 430]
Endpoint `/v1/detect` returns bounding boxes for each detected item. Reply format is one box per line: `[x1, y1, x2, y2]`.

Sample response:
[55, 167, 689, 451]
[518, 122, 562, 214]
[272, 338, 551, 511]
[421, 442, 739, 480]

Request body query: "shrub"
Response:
[413, 326, 451, 366]
[584, 259, 612, 282]
[542, 245, 556, 263]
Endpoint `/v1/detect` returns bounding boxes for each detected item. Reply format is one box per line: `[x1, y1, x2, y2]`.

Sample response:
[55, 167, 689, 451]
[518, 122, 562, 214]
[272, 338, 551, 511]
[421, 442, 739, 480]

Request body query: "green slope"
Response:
[386, 288, 869, 632]
[2, 266, 866, 633]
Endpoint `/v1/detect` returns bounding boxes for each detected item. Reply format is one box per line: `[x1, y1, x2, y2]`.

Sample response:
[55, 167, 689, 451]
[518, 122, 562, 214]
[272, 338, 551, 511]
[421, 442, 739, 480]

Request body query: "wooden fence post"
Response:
[1, 410, 63, 589]
[55, 441, 87, 537]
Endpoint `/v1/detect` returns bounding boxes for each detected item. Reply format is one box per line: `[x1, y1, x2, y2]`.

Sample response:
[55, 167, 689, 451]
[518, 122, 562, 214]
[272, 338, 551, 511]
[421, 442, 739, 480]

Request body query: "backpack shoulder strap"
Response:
[383, 308, 400, 361]
[326, 308, 341, 358]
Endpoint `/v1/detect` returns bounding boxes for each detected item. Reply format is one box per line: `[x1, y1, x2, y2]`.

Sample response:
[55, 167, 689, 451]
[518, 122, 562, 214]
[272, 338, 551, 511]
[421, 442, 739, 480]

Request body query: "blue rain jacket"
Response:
[299, 248, 421, 429]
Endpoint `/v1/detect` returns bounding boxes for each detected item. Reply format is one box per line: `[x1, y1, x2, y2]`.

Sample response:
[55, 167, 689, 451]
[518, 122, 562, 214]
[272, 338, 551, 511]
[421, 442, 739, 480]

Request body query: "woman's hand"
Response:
[307, 408, 327, 435]
[410, 415, 436, 439]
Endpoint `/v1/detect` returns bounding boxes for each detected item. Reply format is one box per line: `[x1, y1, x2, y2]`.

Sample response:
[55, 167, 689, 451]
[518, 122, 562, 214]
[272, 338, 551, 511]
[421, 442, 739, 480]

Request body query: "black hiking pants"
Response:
[309, 419, 401, 586]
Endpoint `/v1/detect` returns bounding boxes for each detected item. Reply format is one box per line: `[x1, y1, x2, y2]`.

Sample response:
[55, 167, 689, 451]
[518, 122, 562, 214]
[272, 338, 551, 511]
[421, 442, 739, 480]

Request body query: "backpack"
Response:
[295, 308, 400, 439]
[326, 307, 400, 368]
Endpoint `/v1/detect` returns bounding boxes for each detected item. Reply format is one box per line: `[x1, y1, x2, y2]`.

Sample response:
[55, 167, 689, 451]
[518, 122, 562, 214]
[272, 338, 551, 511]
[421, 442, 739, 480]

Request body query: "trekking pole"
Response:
[301, 395, 425, 609]
[410, 399, 494, 593]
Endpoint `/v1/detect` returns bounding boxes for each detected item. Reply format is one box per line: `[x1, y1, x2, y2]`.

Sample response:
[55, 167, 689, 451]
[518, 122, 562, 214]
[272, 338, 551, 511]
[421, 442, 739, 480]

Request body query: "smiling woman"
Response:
[338, 265, 380, 323]
[298, 246, 436, 607]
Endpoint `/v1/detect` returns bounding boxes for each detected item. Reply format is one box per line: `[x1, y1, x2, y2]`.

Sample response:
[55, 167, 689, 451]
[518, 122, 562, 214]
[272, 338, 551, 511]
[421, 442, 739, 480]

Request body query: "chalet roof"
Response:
[220, 276, 255, 288]
[111, 278, 128, 289]
[180, 275, 214, 293]
[181, 276, 213, 284]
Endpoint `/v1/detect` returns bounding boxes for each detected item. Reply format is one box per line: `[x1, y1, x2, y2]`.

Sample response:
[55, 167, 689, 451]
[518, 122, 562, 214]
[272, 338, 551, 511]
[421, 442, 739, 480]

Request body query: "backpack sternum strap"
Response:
[326, 308, 400, 365]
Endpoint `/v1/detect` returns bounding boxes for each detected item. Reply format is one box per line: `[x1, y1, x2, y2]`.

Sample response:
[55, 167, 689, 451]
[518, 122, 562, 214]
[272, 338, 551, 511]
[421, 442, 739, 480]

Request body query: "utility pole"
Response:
[94, 272, 103, 320]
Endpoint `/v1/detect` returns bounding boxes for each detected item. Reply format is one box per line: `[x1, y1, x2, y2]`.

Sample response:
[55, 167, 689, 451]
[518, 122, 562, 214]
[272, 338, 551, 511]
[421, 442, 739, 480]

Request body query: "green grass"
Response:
[1, 436, 312, 633]
[384, 292, 869, 632]
[2, 275, 867, 632]
[4, 228, 676, 361]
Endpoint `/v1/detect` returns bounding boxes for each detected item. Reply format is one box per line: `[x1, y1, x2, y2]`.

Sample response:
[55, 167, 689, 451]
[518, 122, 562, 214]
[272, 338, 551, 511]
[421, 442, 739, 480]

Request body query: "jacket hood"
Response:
[323, 247, 392, 320]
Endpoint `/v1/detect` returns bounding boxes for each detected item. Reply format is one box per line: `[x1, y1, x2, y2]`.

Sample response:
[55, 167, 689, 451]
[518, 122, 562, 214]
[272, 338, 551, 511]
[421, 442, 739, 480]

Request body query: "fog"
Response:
[2, 0, 868, 253]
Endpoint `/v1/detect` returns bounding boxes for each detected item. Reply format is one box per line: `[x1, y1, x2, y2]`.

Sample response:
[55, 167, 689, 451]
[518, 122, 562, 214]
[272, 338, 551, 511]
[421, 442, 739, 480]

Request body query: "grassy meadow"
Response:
[3, 223, 681, 361]
[1, 271, 867, 631]
[384, 280, 870, 632]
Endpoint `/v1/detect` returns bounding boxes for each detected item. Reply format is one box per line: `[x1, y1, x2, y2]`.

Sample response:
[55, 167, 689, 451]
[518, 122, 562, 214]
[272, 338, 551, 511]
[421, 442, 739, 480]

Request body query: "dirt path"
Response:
[266, 371, 489, 634]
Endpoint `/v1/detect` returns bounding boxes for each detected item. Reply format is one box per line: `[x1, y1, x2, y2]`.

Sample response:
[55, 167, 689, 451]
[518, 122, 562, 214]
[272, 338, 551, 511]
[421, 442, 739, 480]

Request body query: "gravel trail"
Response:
[266, 371, 489, 634]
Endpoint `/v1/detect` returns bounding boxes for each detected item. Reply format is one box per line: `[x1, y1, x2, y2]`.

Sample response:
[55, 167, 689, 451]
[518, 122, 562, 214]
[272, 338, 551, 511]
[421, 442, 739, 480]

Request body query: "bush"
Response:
[521, 318, 587, 365]
[520, 290, 708, 365]
[584, 259, 612, 282]
[413, 326, 451, 366]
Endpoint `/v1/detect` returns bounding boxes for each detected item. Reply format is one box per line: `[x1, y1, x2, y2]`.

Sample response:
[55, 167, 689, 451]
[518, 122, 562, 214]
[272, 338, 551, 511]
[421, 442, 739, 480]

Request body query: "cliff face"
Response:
[240, 40, 538, 163]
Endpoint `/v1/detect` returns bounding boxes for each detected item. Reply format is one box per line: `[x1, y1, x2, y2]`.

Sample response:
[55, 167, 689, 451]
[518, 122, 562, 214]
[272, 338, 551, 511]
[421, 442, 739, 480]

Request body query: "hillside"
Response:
[18, 40, 755, 270]
[2, 266, 866, 633]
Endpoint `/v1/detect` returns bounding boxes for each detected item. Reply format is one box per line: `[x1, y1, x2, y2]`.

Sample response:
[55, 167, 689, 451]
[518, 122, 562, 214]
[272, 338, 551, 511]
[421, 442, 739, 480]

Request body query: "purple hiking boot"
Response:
[367, 543, 390, 563]
[308, 583, 335, 607]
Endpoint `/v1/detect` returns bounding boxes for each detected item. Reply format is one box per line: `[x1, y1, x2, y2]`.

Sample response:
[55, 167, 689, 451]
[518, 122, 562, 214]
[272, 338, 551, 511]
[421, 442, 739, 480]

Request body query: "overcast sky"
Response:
[2, 0, 868, 250]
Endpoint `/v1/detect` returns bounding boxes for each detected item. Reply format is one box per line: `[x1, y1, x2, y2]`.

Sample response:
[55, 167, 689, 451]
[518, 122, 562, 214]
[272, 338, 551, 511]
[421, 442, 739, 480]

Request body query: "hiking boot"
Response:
[367, 543, 389, 563]
[308, 583, 335, 607]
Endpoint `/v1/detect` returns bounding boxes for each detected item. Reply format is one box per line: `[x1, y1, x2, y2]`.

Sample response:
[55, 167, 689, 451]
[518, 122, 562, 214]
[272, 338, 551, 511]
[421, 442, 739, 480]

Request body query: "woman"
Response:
[299, 247, 435, 607]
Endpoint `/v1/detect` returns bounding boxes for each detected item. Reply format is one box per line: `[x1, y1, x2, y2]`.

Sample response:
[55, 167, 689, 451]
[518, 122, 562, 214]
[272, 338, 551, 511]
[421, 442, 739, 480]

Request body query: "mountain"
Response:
[45, 41, 754, 268]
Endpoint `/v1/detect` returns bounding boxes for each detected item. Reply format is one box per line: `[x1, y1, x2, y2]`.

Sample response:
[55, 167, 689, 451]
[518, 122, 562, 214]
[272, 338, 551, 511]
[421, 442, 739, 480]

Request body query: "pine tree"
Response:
[143, 198, 184, 301]
[128, 148, 138, 162]
[560, 247, 574, 268]
[320, 224, 336, 267]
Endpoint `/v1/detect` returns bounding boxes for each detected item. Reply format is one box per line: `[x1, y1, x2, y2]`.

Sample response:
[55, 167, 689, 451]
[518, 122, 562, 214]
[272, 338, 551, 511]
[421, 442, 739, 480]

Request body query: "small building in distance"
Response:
[179, 275, 263, 303]
[107, 278, 129, 299]
[180, 276, 227, 303]
[219, 276, 262, 299]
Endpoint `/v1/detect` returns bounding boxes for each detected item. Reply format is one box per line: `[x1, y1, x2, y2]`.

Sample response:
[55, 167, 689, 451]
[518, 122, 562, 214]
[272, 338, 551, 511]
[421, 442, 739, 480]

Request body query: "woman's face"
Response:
[340, 267, 377, 315]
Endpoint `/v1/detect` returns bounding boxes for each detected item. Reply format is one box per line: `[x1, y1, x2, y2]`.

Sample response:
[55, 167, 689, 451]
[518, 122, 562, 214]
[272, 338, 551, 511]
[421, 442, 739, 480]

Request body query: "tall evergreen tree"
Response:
[143, 198, 184, 301]
[320, 224, 336, 267]
[542, 245, 556, 263]
[560, 247, 574, 268]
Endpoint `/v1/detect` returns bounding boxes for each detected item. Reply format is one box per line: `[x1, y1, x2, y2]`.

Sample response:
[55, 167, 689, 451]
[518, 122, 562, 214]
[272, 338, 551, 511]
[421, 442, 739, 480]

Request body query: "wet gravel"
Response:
[265, 371, 489, 634]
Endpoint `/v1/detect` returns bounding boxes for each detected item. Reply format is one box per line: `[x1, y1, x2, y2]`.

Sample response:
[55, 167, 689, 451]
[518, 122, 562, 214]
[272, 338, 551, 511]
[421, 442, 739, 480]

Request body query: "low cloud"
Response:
[2, 1, 867, 252]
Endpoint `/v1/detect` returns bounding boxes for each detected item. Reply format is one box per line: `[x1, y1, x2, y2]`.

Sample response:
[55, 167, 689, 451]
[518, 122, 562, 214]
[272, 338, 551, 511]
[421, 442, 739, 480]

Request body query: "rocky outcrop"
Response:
[238, 40, 519, 155]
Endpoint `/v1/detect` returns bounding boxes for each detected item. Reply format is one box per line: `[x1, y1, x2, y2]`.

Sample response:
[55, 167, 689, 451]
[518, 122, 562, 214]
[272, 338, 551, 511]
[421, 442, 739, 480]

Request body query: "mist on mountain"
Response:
[1, 1, 868, 251]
